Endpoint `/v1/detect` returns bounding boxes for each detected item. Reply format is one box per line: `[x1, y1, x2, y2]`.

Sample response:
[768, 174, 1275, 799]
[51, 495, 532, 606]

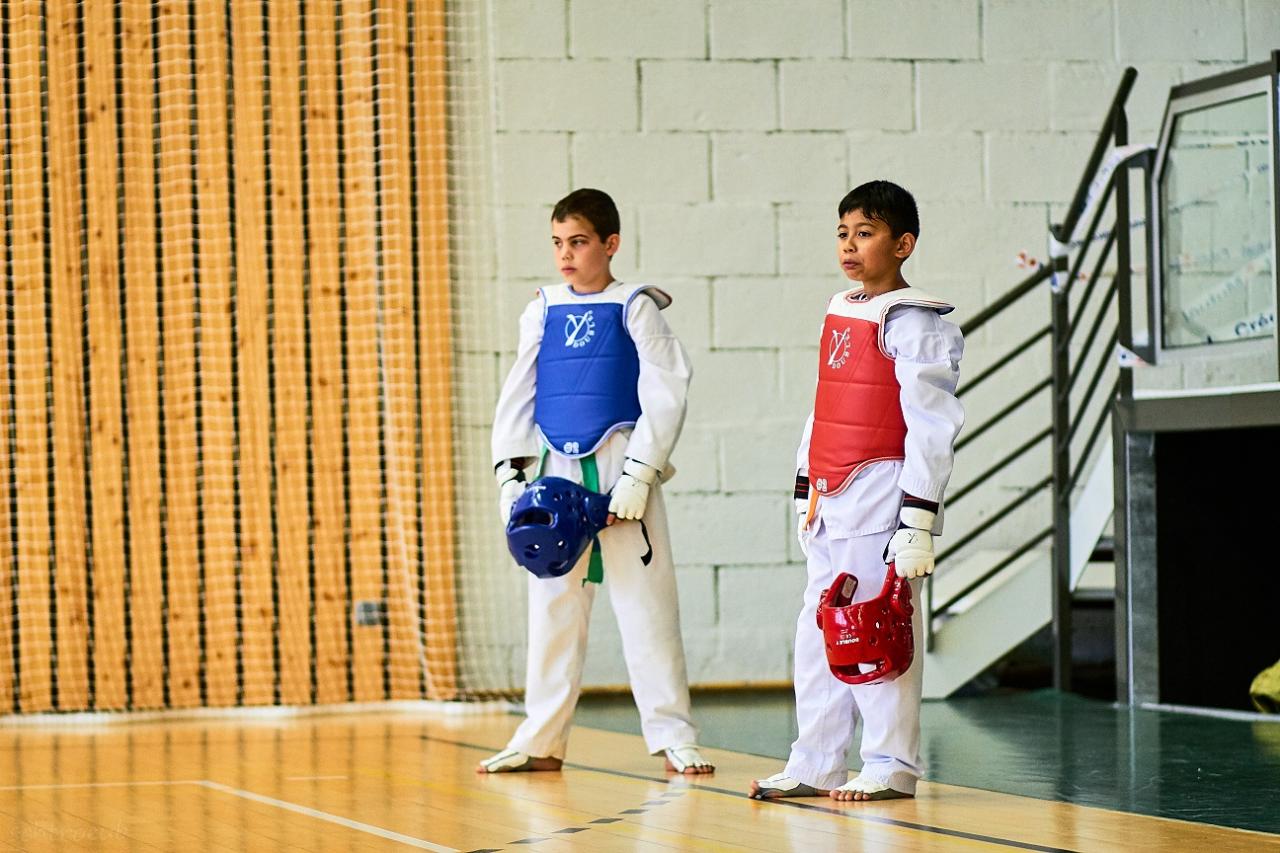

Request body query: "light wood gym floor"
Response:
[0, 709, 1276, 852]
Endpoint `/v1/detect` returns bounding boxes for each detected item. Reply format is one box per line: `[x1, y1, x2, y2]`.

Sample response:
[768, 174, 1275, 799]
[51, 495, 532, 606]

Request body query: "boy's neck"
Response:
[568, 274, 616, 295]
[859, 273, 909, 298]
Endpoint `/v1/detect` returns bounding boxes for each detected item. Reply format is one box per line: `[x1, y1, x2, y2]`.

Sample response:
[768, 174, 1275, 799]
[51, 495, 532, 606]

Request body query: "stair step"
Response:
[924, 550, 1052, 698]
[932, 547, 1049, 617]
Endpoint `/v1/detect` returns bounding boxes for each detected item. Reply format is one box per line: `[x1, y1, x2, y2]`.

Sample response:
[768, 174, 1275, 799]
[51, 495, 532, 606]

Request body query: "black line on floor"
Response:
[426, 734, 1079, 853]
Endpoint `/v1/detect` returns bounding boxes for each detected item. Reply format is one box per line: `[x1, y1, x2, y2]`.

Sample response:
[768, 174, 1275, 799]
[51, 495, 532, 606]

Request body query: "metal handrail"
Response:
[1067, 283, 1118, 393]
[960, 265, 1051, 336]
[934, 526, 1054, 618]
[957, 325, 1050, 400]
[947, 426, 1051, 506]
[1059, 177, 1118, 296]
[1067, 380, 1119, 494]
[935, 474, 1053, 565]
[929, 68, 1146, 683]
[954, 378, 1051, 453]
[1066, 228, 1119, 343]
[1051, 67, 1138, 244]
[1068, 327, 1118, 445]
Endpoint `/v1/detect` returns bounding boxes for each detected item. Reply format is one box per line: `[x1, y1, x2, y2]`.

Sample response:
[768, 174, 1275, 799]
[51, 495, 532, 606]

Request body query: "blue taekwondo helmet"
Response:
[505, 476, 612, 579]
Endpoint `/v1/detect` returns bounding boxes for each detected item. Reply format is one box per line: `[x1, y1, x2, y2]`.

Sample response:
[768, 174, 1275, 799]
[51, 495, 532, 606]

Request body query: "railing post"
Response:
[1049, 248, 1073, 693]
[1113, 104, 1132, 401]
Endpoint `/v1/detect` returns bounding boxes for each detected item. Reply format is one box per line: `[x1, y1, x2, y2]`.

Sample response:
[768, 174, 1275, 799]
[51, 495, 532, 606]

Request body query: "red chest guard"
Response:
[808, 287, 953, 497]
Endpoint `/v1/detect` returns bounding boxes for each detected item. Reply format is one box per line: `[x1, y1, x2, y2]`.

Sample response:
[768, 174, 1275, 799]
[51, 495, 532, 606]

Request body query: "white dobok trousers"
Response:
[506, 438, 698, 760]
[784, 516, 925, 794]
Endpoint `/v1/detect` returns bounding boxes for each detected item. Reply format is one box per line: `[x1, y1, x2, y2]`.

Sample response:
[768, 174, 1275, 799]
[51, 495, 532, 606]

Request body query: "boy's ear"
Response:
[895, 232, 916, 259]
[604, 233, 621, 257]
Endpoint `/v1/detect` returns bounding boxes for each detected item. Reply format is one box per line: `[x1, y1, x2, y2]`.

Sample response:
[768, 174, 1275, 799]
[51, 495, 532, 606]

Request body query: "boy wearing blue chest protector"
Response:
[479, 189, 712, 776]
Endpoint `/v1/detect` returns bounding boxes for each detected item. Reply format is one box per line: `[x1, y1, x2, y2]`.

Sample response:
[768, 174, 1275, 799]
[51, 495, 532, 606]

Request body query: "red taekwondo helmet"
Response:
[816, 567, 915, 685]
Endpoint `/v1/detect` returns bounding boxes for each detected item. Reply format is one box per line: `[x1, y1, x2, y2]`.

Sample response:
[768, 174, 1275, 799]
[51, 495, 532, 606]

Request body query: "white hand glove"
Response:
[796, 498, 812, 557]
[608, 458, 657, 521]
[794, 472, 812, 558]
[495, 462, 527, 524]
[885, 506, 936, 579]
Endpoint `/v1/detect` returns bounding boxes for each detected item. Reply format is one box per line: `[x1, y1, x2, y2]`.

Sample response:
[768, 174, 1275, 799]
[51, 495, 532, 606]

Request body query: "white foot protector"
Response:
[749, 772, 823, 799]
[832, 773, 912, 800]
[663, 743, 713, 773]
[478, 748, 537, 773]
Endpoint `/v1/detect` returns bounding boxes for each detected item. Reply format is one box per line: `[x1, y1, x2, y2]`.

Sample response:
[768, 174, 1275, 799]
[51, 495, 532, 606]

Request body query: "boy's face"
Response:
[837, 209, 915, 285]
[552, 215, 619, 291]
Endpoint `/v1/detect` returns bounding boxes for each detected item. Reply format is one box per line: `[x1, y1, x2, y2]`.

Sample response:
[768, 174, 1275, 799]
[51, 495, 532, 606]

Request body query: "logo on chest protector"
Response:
[827, 326, 852, 369]
[564, 310, 595, 348]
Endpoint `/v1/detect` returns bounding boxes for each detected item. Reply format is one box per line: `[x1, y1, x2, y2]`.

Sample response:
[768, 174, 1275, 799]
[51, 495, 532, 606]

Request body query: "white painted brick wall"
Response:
[639, 203, 776, 275]
[919, 63, 1051, 131]
[1116, 0, 1245, 62]
[498, 60, 637, 131]
[847, 0, 980, 59]
[713, 133, 848, 202]
[846, 132, 985, 201]
[573, 133, 710, 203]
[1050, 63, 1181, 135]
[984, 0, 1113, 61]
[570, 0, 706, 59]
[492, 0, 565, 58]
[710, 0, 845, 59]
[779, 204, 838, 274]
[986, 132, 1098, 203]
[667, 494, 787, 564]
[711, 278, 833, 349]
[1246, 1, 1280, 61]
[496, 133, 570, 204]
[780, 60, 914, 131]
[642, 61, 777, 130]
[484, 0, 1260, 688]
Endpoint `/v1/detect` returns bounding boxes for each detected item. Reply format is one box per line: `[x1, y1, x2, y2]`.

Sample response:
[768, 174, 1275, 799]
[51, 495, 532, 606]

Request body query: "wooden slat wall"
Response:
[341, 0, 385, 705]
[0, 0, 16, 713]
[83, 0, 127, 712]
[414, 0, 458, 700]
[46, 0, 91, 713]
[11, 0, 53, 713]
[305, 0, 350, 706]
[195, 0, 238, 711]
[120, 0, 165, 712]
[267, 0, 311, 708]
[0, 0, 457, 712]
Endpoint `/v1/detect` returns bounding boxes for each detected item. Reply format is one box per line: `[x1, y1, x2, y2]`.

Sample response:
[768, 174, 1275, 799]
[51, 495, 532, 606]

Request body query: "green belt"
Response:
[579, 454, 605, 586]
[538, 448, 605, 585]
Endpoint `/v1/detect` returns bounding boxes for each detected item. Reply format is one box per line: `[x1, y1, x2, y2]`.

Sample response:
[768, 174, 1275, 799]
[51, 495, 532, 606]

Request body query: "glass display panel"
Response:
[1160, 92, 1274, 348]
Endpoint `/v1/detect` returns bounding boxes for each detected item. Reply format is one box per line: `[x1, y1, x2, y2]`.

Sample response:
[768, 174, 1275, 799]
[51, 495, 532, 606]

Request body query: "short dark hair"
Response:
[551, 188, 620, 240]
[838, 180, 919, 238]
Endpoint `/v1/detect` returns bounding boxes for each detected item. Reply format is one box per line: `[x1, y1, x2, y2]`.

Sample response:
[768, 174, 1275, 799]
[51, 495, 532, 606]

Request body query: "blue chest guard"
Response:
[534, 284, 668, 458]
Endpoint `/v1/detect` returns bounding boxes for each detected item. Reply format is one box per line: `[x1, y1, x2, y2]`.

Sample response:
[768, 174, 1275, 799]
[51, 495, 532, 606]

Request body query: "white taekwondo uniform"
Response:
[492, 280, 698, 761]
[787, 287, 964, 795]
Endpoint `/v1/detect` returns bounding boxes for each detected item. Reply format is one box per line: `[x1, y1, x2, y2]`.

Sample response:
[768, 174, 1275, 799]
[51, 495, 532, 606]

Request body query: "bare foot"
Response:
[829, 786, 912, 802]
[665, 757, 715, 775]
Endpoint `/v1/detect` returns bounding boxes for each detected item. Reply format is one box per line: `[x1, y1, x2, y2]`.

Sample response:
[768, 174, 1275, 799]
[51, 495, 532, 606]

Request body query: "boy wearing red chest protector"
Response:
[751, 181, 964, 803]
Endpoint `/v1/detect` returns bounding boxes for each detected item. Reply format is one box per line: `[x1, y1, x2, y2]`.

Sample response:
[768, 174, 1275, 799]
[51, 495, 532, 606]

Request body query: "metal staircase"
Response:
[924, 69, 1154, 698]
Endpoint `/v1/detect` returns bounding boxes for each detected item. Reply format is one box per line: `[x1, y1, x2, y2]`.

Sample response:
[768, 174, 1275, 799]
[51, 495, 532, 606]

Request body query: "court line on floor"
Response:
[0, 778, 458, 852]
[197, 781, 457, 852]
[429, 735, 1078, 853]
